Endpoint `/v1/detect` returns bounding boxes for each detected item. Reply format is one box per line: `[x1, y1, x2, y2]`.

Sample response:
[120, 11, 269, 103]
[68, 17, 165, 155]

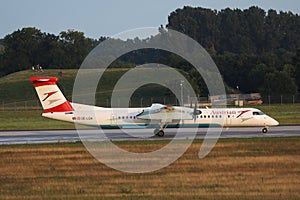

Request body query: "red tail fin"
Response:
[30, 77, 74, 113]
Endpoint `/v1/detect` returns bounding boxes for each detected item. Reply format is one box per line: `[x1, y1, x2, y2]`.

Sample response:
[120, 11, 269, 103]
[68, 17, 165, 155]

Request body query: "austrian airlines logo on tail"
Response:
[42, 91, 58, 101]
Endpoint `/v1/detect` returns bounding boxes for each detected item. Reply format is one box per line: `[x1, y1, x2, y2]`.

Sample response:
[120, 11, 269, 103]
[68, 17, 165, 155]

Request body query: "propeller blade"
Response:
[193, 102, 201, 122]
[193, 102, 197, 122]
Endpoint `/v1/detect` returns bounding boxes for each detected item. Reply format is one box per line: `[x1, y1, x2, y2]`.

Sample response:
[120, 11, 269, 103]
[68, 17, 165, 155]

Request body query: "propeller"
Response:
[191, 101, 201, 122]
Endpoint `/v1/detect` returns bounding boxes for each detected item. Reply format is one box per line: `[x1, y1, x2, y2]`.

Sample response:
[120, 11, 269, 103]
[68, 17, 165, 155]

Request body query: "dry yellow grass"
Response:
[0, 138, 299, 199]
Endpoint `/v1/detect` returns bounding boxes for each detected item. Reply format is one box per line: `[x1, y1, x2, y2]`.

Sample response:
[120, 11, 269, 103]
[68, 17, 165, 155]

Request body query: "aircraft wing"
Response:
[136, 103, 197, 122]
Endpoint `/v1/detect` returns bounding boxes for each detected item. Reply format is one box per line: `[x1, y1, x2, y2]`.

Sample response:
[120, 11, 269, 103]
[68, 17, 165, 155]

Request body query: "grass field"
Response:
[0, 69, 128, 105]
[0, 69, 178, 106]
[0, 138, 299, 199]
[0, 110, 75, 130]
[251, 103, 300, 125]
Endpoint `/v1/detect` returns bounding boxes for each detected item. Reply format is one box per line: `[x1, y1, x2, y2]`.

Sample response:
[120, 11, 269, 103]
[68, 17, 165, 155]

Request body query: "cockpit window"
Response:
[253, 111, 264, 115]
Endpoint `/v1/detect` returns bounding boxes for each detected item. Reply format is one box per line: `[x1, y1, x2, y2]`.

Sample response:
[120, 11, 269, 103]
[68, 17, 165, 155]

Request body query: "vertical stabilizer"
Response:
[30, 77, 74, 113]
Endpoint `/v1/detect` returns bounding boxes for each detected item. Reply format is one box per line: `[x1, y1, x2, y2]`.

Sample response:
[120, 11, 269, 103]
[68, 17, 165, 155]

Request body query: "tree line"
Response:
[0, 6, 299, 96]
[0, 28, 106, 76]
[167, 6, 299, 95]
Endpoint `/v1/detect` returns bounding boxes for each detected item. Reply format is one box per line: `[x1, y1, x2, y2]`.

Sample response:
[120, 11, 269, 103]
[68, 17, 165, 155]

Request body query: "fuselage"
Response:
[43, 103, 279, 129]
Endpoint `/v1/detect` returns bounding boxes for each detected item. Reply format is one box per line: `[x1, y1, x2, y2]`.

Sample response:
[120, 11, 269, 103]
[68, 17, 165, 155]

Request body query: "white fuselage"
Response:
[42, 103, 279, 128]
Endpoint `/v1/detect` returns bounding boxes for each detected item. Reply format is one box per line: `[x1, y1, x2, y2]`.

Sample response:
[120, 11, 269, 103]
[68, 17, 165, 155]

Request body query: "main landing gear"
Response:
[154, 128, 164, 137]
[154, 122, 169, 137]
[262, 127, 268, 133]
[154, 123, 168, 137]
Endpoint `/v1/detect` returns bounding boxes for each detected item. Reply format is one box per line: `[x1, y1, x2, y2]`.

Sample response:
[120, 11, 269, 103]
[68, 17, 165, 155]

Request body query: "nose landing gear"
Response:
[262, 127, 268, 133]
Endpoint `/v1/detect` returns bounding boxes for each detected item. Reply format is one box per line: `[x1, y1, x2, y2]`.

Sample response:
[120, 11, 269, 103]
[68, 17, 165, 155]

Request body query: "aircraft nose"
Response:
[270, 118, 279, 126]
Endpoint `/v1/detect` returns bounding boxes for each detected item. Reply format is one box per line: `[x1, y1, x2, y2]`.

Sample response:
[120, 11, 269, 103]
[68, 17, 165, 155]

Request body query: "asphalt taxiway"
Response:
[0, 126, 299, 145]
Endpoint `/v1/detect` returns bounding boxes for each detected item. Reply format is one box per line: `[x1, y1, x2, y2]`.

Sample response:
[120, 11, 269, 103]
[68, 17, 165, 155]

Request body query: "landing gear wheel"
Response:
[157, 130, 164, 137]
[154, 128, 159, 135]
[262, 127, 268, 133]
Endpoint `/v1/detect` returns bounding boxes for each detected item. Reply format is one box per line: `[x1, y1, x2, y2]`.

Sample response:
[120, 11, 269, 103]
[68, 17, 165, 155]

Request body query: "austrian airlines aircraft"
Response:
[30, 77, 279, 137]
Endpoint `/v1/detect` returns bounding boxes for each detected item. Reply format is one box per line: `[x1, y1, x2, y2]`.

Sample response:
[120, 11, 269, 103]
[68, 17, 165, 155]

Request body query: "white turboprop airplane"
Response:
[30, 77, 279, 136]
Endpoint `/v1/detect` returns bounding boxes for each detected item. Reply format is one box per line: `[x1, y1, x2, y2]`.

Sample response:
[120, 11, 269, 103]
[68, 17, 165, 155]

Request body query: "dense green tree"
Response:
[218, 8, 244, 53]
[167, 6, 299, 94]
[283, 64, 296, 78]
[294, 49, 300, 92]
[264, 9, 281, 51]
[0, 28, 97, 74]
[59, 30, 93, 68]
[260, 71, 297, 95]
[2, 27, 45, 74]
[249, 63, 275, 92]
[243, 7, 266, 53]
[168, 6, 300, 54]
[167, 6, 220, 49]
[0, 45, 4, 55]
